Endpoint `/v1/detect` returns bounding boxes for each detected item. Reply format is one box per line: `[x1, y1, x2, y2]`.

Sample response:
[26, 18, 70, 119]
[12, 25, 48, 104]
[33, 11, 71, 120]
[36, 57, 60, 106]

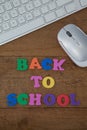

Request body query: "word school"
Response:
[7, 93, 80, 107]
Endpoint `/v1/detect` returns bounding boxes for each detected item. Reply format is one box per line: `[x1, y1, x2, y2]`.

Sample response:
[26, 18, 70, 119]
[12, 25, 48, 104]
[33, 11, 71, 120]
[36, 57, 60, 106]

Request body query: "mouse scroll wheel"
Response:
[66, 31, 72, 37]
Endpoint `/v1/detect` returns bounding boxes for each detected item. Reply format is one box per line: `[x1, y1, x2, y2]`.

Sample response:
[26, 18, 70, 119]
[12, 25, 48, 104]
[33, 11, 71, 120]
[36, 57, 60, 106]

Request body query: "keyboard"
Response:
[0, 0, 87, 46]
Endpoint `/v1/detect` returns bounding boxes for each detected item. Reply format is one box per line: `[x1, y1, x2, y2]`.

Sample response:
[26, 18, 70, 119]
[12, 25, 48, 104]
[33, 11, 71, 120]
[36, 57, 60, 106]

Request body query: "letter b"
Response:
[17, 58, 28, 71]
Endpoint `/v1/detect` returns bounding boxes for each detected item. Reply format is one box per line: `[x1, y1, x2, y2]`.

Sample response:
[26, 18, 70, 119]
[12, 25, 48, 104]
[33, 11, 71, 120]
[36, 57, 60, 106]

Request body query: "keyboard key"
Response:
[3, 12, 10, 21]
[10, 19, 18, 27]
[18, 16, 25, 24]
[18, 6, 26, 14]
[80, 0, 87, 6]
[56, 0, 72, 7]
[48, 2, 56, 10]
[21, 0, 28, 4]
[10, 9, 18, 18]
[12, 0, 20, 7]
[44, 12, 56, 22]
[41, 0, 49, 4]
[0, 0, 4, 4]
[56, 7, 66, 17]
[26, 2, 34, 11]
[65, 2, 76, 13]
[33, 9, 41, 17]
[2, 23, 9, 30]
[33, 0, 41, 7]
[4, 2, 12, 11]
[0, 6, 4, 13]
[0, 28, 2, 33]
[26, 13, 33, 21]
[41, 5, 49, 13]
[0, 17, 2, 23]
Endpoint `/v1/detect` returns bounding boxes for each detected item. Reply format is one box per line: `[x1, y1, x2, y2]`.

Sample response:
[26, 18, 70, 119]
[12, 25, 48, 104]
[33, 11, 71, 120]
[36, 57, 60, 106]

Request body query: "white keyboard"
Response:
[0, 0, 87, 46]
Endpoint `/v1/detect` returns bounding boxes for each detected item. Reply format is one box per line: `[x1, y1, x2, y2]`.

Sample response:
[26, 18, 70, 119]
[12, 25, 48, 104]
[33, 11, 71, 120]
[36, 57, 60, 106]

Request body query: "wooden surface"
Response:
[0, 8, 87, 130]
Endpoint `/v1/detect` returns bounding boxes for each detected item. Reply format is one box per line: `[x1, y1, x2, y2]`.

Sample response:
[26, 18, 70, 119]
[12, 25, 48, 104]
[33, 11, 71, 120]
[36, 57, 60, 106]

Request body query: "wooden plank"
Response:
[0, 8, 87, 130]
[0, 56, 87, 107]
[0, 108, 86, 130]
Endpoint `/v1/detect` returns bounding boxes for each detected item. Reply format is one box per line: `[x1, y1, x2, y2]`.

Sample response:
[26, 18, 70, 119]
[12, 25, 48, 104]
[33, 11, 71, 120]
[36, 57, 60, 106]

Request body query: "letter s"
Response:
[7, 93, 17, 107]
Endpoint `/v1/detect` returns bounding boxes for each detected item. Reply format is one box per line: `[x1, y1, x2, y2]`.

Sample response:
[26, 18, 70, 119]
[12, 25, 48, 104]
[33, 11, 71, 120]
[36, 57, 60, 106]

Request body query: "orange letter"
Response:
[29, 58, 42, 69]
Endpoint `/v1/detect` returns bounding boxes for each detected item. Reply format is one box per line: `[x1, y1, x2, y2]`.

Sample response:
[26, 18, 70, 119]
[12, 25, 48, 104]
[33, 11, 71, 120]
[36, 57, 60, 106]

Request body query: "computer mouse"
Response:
[57, 24, 87, 67]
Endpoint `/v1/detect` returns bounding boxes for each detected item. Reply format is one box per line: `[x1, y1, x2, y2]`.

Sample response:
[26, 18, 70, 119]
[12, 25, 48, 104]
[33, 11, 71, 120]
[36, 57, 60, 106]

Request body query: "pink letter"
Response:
[29, 94, 42, 106]
[30, 76, 42, 88]
[53, 59, 66, 71]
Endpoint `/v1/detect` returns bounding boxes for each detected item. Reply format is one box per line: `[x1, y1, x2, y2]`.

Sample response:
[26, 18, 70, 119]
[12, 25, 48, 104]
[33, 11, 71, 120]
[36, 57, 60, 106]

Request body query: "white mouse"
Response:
[57, 24, 87, 67]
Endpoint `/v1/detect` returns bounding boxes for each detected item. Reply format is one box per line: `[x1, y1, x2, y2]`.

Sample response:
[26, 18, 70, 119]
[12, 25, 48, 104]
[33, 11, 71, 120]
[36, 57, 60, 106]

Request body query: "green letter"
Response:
[17, 58, 28, 71]
[17, 93, 28, 106]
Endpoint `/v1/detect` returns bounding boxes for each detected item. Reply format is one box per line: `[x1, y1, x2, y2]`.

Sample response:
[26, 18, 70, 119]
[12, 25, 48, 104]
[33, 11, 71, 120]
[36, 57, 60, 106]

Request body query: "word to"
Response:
[30, 76, 55, 88]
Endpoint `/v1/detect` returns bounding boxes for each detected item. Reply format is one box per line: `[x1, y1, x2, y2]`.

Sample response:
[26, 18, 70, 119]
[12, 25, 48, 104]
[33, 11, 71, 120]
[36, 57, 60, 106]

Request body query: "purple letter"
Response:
[69, 93, 80, 106]
[53, 59, 66, 71]
[30, 76, 42, 88]
[29, 94, 42, 106]
[43, 94, 56, 106]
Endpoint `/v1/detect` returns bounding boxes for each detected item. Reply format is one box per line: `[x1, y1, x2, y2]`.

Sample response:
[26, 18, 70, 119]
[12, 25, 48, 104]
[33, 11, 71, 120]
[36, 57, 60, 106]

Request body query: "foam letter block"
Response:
[57, 94, 70, 107]
[53, 59, 66, 71]
[41, 58, 53, 70]
[7, 93, 17, 107]
[69, 93, 80, 106]
[43, 94, 56, 106]
[29, 58, 42, 69]
[17, 93, 28, 106]
[42, 76, 55, 88]
[30, 76, 42, 88]
[17, 58, 28, 71]
[29, 94, 42, 106]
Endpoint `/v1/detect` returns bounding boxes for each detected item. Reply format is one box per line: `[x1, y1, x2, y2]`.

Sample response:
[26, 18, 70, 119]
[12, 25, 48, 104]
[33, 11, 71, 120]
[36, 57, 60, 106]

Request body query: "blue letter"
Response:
[41, 58, 53, 70]
[7, 93, 17, 106]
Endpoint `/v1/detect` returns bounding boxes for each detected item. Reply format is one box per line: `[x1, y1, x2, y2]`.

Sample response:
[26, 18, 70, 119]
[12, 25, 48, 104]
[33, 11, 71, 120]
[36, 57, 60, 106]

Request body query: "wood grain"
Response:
[0, 8, 87, 130]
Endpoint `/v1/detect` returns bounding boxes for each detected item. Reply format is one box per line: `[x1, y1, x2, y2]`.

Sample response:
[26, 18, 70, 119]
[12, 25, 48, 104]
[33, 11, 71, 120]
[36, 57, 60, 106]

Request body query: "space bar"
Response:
[0, 17, 45, 45]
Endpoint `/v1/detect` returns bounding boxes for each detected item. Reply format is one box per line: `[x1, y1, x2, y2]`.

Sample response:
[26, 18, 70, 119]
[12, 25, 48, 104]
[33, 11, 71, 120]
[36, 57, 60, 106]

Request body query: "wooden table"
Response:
[0, 8, 87, 130]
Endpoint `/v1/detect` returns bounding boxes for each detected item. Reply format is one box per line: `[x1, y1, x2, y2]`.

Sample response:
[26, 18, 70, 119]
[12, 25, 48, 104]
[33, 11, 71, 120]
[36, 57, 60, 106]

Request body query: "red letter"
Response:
[57, 94, 70, 107]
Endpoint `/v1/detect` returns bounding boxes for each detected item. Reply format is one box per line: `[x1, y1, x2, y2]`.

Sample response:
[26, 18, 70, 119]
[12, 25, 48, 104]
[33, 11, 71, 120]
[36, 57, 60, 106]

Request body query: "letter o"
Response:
[42, 76, 55, 88]
[43, 94, 56, 106]
[57, 94, 70, 107]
